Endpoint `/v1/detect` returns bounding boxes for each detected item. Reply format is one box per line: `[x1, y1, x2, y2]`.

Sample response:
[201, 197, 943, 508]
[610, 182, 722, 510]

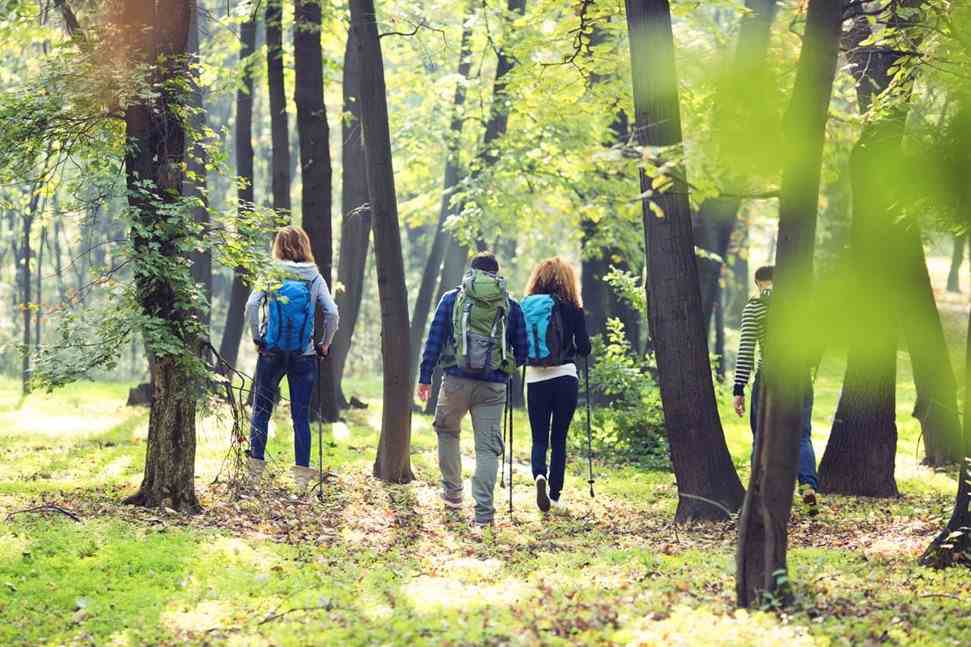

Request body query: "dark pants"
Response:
[751, 372, 818, 489]
[527, 376, 579, 501]
[250, 351, 317, 467]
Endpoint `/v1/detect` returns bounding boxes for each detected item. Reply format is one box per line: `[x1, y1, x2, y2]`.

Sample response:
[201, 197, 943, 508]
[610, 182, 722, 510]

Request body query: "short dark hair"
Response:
[754, 265, 774, 283]
[470, 251, 499, 274]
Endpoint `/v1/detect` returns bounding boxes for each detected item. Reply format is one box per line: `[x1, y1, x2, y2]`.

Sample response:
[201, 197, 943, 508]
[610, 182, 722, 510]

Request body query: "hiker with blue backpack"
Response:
[417, 252, 529, 531]
[244, 226, 340, 491]
[521, 258, 591, 513]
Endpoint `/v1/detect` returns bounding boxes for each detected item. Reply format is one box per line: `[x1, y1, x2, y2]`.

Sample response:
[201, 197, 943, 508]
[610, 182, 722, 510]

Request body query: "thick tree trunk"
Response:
[122, 0, 201, 513]
[350, 0, 414, 483]
[294, 0, 338, 422]
[408, 7, 475, 395]
[625, 0, 744, 523]
[332, 25, 371, 406]
[218, 11, 257, 371]
[736, 0, 840, 607]
[902, 226, 963, 465]
[267, 0, 291, 216]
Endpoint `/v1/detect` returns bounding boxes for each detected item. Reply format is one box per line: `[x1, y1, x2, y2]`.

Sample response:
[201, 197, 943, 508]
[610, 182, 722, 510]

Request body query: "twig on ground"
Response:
[6, 504, 82, 523]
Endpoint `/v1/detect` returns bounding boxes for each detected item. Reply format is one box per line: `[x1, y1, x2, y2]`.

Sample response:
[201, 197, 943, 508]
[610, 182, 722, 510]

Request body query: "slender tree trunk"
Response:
[408, 5, 475, 396]
[122, 0, 201, 513]
[20, 201, 36, 395]
[218, 10, 257, 371]
[34, 226, 46, 351]
[736, 0, 841, 607]
[187, 3, 212, 341]
[625, 0, 744, 523]
[332, 24, 371, 406]
[424, 240, 469, 415]
[714, 291, 726, 381]
[946, 234, 965, 293]
[267, 0, 291, 216]
[53, 217, 66, 304]
[294, 0, 338, 422]
[694, 0, 778, 328]
[350, 0, 414, 483]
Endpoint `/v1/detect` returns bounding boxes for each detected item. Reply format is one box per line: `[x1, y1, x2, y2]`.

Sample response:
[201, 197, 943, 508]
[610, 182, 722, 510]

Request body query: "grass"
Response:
[0, 259, 969, 645]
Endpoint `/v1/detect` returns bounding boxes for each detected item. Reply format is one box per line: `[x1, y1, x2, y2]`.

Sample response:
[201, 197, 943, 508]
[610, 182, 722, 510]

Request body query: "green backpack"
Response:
[446, 269, 513, 376]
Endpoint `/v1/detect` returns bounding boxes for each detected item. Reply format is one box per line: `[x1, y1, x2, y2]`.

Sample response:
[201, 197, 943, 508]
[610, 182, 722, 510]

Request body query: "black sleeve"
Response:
[573, 305, 592, 357]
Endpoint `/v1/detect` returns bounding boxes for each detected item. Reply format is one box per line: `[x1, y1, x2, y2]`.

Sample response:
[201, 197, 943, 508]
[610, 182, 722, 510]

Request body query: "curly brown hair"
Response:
[272, 226, 316, 263]
[525, 257, 582, 308]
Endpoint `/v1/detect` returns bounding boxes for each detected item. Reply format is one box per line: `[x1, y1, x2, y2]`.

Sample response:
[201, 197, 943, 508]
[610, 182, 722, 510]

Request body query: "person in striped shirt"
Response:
[733, 265, 819, 514]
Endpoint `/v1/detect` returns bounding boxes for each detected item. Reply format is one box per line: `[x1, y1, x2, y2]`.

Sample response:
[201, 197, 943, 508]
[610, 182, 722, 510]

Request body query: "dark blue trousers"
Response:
[250, 351, 317, 467]
[751, 372, 819, 490]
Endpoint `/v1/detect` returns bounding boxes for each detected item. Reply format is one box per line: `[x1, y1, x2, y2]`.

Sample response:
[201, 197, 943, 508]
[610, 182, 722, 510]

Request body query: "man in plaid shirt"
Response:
[418, 252, 529, 530]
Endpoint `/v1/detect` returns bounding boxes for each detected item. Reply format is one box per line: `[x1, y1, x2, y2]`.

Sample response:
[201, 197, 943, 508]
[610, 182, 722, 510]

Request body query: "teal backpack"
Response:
[261, 277, 318, 352]
[521, 294, 568, 367]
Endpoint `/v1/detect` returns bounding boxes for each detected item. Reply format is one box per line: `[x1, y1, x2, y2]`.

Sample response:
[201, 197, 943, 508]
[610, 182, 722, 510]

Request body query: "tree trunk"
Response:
[53, 217, 66, 304]
[408, 5, 475, 396]
[122, 0, 201, 513]
[921, 247, 971, 567]
[714, 291, 726, 381]
[350, 0, 414, 483]
[218, 9, 257, 371]
[332, 24, 371, 406]
[946, 234, 965, 293]
[294, 0, 338, 422]
[424, 240, 469, 415]
[736, 0, 841, 607]
[267, 0, 291, 216]
[624, 0, 744, 523]
[21, 195, 38, 395]
[694, 0, 778, 328]
[187, 3, 212, 341]
[34, 226, 46, 351]
[902, 225, 964, 465]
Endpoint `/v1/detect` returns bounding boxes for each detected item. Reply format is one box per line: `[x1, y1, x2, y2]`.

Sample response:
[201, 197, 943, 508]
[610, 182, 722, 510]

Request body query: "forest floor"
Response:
[1, 357, 969, 646]
[0, 259, 969, 646]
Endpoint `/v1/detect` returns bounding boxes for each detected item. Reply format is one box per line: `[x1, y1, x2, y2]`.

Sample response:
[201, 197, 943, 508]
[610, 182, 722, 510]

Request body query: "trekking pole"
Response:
[507, 379, 514, 514]
[316, 352, 324, 501]
[584, 356, 595, 498]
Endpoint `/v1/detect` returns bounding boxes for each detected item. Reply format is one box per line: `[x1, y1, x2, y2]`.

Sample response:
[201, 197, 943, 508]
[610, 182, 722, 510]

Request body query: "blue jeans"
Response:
[250, 351, 317, 467]
[751, 372, 818, 489]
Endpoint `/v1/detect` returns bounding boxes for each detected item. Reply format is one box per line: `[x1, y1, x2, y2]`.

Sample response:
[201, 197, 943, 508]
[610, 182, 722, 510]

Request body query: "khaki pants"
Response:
[433, 375, 507, 524]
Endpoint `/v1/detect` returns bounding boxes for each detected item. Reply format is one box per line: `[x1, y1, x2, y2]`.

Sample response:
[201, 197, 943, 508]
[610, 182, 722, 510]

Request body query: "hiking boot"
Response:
[535, 475, 551, 513]
[246, 457, 266, 484]
[468, 518, 494, 539]
[801, 486, 819, 516]
[291, 465, 318, 492]
[549, 497, 567, 513]
[442, 493, 463, 510]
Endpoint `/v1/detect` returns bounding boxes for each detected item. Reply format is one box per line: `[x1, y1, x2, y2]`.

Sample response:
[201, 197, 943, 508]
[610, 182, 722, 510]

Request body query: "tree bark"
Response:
[34, 226, 46, 353]
[20, 190, 40, 395]
[218, 9, 257, 371]
[694, 0, 778, 329]
[624, 0, 745, 523]
[350, 0, 414, 483]
[122, 0, 201, 513]
[332, 24, 371, 407]
[294, 0, 338, 422]
[424, 240, 469, 415]
[408, 5, 475, 396]
[267, 0, 291, 216]
[187, 3, 212, 340]
[736, 0, 841, 607]
[946, 234, 965, 293]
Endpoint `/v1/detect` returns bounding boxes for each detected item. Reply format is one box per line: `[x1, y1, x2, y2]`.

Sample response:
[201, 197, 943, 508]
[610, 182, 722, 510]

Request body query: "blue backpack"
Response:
[261, 277, 318, 352]
[521, 294, 568, 367]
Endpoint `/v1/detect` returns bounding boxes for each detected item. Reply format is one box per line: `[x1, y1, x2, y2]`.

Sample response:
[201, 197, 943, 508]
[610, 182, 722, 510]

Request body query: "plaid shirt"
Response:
[419, 289, 528, 385]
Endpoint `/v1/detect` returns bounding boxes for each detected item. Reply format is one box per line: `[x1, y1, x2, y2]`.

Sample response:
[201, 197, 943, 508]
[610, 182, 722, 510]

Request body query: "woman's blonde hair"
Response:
[525, 257, 582, 308]
[272, 226, 315, 263]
